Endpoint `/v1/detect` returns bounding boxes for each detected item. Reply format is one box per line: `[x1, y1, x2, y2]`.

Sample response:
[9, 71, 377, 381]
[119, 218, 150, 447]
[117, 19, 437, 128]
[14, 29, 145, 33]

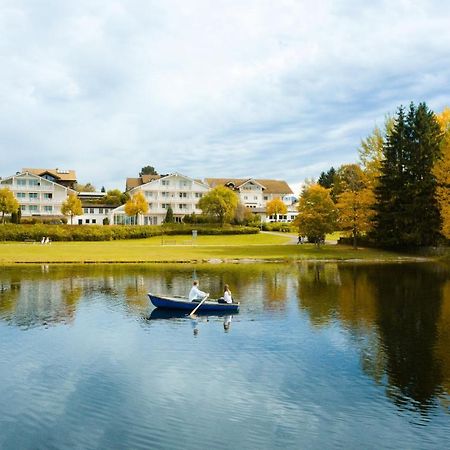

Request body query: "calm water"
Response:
[0, 262, 449, 450]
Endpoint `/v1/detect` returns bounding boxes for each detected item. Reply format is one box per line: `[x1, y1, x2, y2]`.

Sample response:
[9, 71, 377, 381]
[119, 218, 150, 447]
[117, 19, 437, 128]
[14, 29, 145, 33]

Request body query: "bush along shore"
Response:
[0, 223, 259, 242]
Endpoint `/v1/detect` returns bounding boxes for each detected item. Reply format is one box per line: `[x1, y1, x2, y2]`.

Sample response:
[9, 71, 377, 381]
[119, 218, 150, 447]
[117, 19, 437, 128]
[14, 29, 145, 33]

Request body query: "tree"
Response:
[61, 194, 83, 225]
[104, 189, 128, 205]
[139, 166, 158, 176]
[266, 197, 287, 219]
[198, 186, 238, 225]
[74, 182, 96, 192]
[358, 116, 394, 184]
[317, 167, 336, 189]
[434, 107, 450, 239]
[0, 188, 19, 223]
[124, 191, 148, 224]
[336, 189, 376, 249]
[374, 103, 442, 247]
[296, 184, 337, 245]
[164, 205, 174, 223]
[333, 164, 367, 200]
[101, 186, 106, 193]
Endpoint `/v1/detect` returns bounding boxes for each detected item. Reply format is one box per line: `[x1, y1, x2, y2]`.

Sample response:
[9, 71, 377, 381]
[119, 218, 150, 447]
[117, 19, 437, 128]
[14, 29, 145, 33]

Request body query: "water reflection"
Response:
[0, 262, 449, 420]
[296, 262, 450, 414]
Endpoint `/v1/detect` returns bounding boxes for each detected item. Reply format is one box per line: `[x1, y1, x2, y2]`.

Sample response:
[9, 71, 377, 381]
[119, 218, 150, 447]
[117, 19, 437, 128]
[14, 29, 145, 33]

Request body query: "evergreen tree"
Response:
[374, 103, 442, 247]
[164, 205, 174, 223]
[317, 167, 336, 189]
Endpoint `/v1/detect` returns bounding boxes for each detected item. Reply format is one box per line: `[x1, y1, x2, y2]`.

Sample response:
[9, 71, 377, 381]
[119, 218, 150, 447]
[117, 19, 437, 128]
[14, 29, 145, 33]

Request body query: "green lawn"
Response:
[0, 233, 424, 263]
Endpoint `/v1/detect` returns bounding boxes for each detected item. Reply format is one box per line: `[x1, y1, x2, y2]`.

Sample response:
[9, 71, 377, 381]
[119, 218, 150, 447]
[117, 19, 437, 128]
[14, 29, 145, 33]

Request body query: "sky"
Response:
[1, 0, 450, 195]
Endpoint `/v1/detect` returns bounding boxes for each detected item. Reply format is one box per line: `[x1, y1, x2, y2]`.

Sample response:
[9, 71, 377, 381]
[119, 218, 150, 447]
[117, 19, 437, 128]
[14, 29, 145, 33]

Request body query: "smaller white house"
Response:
[111, 172, 210, 225]
[73, 203, 117, 225]
[0, 171, 76, 218]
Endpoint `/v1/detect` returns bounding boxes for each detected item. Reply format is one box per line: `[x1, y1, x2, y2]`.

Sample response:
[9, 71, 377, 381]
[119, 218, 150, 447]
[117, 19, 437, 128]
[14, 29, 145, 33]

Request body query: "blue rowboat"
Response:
[148, 293, 240, 313]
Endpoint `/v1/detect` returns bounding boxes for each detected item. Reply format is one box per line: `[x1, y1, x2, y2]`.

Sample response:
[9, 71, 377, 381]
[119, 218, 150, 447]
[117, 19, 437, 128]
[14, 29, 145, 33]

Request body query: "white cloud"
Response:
[1, 0, 450, 189]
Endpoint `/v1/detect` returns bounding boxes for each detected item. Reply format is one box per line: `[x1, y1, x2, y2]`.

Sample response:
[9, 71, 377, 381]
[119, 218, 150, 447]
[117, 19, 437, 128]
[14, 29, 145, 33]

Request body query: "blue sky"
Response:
[1, 0, 450, 194]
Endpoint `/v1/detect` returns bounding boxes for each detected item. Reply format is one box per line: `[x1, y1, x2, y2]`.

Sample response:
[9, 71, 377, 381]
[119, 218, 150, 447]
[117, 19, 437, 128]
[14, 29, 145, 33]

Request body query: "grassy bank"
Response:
[0, 233, 426, 264]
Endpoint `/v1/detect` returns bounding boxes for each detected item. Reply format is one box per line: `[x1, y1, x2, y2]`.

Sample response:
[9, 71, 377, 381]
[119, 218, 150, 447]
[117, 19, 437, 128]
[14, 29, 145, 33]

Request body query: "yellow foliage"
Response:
[125, 191, 149, 218]
[61, 194, 83, 224]
[434, 107, 450, 238]
[266, 197, 287, 216]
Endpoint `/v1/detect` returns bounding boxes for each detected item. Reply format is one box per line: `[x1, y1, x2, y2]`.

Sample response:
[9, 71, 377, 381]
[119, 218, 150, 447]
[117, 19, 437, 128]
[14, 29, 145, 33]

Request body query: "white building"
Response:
[0, 171, 76, 218]
[205, 177, 297, 222]
[111, 173, 210, 225]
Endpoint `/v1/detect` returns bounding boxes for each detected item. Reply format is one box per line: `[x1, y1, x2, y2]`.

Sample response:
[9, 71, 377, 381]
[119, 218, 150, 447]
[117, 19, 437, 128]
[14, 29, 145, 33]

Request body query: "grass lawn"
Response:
[0, 233, 424, 263]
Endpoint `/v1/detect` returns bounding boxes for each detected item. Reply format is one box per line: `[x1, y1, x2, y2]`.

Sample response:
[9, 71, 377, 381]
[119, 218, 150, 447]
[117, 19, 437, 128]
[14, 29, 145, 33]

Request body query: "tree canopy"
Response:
[104, 189, 128, 205]
[198, 186, 238, 225]
[296, 184, 337, 244]
[61, 194, 83, 225]
[124, 191, 148, 222]
[434, 107, 450, 239]
[0, 187, 19, 223]
[266, 197, 287, 217]
[139, 166, 158, 176]
[374, 102, 442, 247]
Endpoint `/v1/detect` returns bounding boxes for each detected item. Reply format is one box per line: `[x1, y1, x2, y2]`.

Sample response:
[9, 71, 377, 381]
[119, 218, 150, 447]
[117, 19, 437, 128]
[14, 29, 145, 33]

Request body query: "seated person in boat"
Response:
[188, 280, 209, 302]
[218, 284, 233, 304]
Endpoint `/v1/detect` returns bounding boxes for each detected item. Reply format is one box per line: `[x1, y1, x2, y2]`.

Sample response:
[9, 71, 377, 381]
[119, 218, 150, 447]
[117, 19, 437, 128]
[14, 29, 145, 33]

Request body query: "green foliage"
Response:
[198, 186, 239, 225]
[0, 223, 258, 242]
[74, 182, 96, 192]
[164, 205, 174, 223]
[296, 184, 337, 245]
[104, 189, 128, 205]
[317, 167, 336, 189]
[262, 222, 294, 232]
[374, 103, 442, 247]
[139, 166, 158, 176]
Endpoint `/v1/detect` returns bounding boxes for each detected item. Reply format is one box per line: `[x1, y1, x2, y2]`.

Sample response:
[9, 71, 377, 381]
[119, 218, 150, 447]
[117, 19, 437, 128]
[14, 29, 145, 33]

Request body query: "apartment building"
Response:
[0, 171, 76, 217]
[111, 173, 210, 225]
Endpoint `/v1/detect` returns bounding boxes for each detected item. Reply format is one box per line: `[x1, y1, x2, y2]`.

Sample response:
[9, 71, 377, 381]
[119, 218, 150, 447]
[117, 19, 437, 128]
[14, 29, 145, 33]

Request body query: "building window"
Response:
[99, 208, 103, 214]
[92, 219, 96, 224]
[29, 193, 38, 199]
[254, 196, 258, 200]
[86, 219, 90, 224]
[179, 192, 187, 198]
[179, 204, 187, 209]
[175, 217, 182, 223]
[162, 192, 169, 198]
[263, 196, 268, 200]
[17, 179, 27, 186]
[84, 208, 89, 213]
[162, 203, 169, 209]
[44, 206, 53, 212]
[195, 192, 203, 198]
[20, 205, 27, 211]
[78, 219, 82, 225]
[29, 179, 39, 186]
[162, 180, 169, 186]
[43, 193, 53, 199]
[29, 205, 38, 212]
[17, 192, 26, 198]
[244, 196, 248, 200]
[90, 208, 94, 214]
[145, 191, 153, 198]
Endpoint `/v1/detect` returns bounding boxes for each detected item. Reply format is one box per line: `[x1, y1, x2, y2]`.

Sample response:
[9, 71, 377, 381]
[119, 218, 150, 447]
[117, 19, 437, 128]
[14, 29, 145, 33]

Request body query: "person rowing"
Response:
[188, 280, 209, 303]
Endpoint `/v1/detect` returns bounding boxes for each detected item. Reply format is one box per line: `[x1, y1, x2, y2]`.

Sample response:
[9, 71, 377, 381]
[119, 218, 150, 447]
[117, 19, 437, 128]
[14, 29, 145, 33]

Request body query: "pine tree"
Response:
[373, 103, 442, 247]
[164, 205, 174, 223]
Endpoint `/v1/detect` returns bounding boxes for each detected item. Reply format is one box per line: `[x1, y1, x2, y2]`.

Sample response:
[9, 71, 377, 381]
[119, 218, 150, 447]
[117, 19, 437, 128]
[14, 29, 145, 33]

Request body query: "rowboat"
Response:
[148, 293, 240, 313]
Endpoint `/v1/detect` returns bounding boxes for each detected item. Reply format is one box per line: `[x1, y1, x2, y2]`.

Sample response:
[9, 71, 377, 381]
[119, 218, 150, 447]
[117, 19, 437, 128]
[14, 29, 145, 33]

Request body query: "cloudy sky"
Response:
[1, 0, 450, 194]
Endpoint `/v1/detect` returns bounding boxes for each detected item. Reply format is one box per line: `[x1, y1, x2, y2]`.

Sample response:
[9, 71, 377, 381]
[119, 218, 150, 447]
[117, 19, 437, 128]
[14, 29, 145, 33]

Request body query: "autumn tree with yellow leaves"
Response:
[124, 191, 149, 224]
[434, 107, 450, 239]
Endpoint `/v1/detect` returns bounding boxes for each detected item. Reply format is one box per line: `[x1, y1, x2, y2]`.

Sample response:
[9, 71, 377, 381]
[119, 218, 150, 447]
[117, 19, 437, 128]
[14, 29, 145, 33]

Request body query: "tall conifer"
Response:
[373, 103, 442, 247]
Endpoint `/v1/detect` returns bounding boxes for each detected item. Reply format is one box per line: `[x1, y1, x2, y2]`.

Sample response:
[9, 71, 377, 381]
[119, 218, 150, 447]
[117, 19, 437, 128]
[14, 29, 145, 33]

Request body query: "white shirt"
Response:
[189, 285, 206, 301]
[223, 290, 233, 303]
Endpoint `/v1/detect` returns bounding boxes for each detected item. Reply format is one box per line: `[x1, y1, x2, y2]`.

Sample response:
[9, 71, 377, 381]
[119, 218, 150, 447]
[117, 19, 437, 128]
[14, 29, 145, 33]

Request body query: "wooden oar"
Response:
[189, 293, 209, 318]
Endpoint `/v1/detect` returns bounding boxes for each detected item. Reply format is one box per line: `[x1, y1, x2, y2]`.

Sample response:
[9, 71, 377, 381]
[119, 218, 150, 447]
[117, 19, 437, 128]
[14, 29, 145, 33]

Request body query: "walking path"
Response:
[260, 231, 338, 245]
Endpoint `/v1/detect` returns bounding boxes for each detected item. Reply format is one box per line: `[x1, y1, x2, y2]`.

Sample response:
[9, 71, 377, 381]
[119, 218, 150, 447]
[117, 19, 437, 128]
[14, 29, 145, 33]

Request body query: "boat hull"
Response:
[148, 293, 239, 313]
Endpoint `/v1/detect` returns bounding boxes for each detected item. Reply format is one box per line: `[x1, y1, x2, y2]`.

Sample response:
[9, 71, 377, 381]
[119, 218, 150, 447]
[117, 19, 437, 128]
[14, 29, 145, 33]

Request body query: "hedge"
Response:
[0, 223, 259, 242]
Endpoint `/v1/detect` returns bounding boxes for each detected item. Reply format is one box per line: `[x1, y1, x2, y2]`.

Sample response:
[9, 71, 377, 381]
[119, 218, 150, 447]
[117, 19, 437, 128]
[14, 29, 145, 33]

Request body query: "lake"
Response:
[0, 262, 449, 449]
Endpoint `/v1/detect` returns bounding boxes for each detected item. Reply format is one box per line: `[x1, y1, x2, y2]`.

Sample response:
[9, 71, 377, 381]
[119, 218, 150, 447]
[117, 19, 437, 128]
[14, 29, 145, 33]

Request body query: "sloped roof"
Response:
[23, 168, 77, 181]
[205, 178, 293, 195]
[126, 175, 161, 191]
